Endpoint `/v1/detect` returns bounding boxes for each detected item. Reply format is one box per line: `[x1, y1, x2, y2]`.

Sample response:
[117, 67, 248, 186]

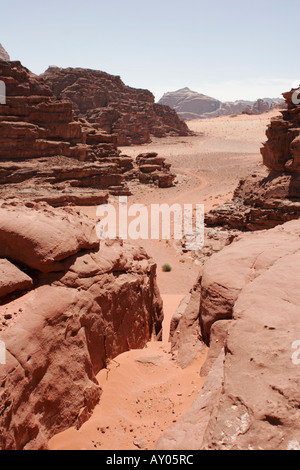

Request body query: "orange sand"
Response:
[49, 110, 279, 450]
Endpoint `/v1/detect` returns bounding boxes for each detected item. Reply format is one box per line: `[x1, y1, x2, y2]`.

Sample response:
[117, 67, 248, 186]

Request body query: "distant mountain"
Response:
[158, 88, 221, 120]
[0, 44, 10, 61]
[158, 87, 285, 120]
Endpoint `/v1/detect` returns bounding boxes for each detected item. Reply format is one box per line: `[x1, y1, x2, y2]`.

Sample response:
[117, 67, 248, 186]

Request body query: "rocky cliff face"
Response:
[40, 67, 192, 146]
[0, 201, 163, 450]
[156, 220, 300, 450]
[0, 60, 176, 205]
[159, 87, 285, 120]
[0, 44, 10, 61]
[206, 87, 300, 230]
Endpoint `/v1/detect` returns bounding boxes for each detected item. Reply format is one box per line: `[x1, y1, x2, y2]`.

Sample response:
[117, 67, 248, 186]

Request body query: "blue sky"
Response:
[1, 0, 299, 101]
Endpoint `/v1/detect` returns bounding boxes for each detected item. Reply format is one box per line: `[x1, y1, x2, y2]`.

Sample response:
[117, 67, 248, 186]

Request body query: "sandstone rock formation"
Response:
[159, 87, 285, 120]
[169, 277, 204, 369]
[206, 87, 300, 230]
[135, 152, 176, 188]
[248, 98, 270, 115]
[156, 220, 300, 450]
[158, 87, 221, 120]
[0, 60, 176, 205]
[0, 259, 33, 299]
[40, 67, 192, 146]
[0, 44, 10, 61]
[0, 201, 163, 450]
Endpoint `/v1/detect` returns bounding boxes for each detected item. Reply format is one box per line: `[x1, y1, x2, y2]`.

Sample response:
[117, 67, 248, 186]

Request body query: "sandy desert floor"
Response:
[49, 109, 280, 450]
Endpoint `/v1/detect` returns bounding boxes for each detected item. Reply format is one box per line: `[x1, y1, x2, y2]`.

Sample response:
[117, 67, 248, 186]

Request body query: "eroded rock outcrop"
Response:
[206, 87, 300, 230]
[134, 152, 176, 188]
[0, 259, 33, 299]
[0, 61, 176, 204]
[156, 220, 300, 450]
[40, 67, 192, 146]
[0, 201, 163, 450]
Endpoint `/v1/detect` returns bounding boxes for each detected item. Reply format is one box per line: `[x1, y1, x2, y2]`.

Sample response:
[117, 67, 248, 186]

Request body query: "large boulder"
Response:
[199, 220, 300, 343]
[156, 220, 300, 450]
[0, 201, 163, 450]
[0, 259, 33, 298]
[0, 202, 99, 272]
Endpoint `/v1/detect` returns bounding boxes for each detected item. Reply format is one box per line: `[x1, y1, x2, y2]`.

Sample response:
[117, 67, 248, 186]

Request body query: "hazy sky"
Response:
[1, 0, 299, 101]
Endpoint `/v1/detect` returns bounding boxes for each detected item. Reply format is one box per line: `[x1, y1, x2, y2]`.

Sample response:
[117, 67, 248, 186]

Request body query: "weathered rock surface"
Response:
[156, 220, 300, 450]
[40, 67, 192, 146]
[135, 152, 176, 188]
[155, 352, 225, 450]
[0, 202, 98, 272]
[262, 88, 300, 173]
[206, 87, 300, 230]
[0, 60, 176, 204]
[206, 167, 300, 230]
[199, 221, 300, 343]
[0, 201, 163, 450]
[169, 277, 204, 369]
[0, 259, 33, 298]
[159, 87, 284, 120]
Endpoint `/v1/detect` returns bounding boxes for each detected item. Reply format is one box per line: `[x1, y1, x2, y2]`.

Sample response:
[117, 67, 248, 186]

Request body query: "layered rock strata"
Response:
[40, 66, 192, 146]
[0, 61, 176, 206]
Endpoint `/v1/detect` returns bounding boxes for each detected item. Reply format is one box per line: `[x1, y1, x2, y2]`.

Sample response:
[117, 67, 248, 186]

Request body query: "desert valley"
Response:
[0, 34, 299, 454]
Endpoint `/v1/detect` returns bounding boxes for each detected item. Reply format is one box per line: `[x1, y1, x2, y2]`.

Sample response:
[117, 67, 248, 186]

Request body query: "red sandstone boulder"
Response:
[156, 220, 300, 450]
[0, 201, 163, 450]
[0, 259, 33, 298]
[0, 202, 99, 272]
[199, 221, 300, 343]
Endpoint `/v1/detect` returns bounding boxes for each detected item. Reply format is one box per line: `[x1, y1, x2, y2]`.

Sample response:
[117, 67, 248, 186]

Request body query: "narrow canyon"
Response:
[0, 47, 299, 451]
